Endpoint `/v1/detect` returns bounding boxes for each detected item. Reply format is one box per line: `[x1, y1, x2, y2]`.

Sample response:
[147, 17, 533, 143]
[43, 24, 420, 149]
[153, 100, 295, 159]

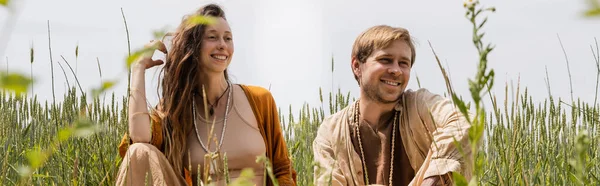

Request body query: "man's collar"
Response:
[393, 94, 406, 112]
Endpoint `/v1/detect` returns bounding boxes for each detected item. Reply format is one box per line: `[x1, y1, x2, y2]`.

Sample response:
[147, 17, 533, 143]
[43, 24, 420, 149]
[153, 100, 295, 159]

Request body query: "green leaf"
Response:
[125, 45, 158, 68]
[584, 8, 600, 17]
[91, 80, 117, 98]
[468, 176, 478, 186]
[0, 72, 34, 94]
[185, 15, 217, 27]
[228, 168, 255, 186]
[452, 93, 471, 122]
[58, 128, 73, 142]
[72, 118, 99, 138]
[100, 80, 116, 90]
[0, 0, 9, 6]
[152, 26, 171, 40]
[568, 172, 582, 185]
[452, 172, 469, 186]
[478, 17, 488, 30]
[21, 122, 33, 137]
[153, 31, 166, 41]
[256, 155, 279, 186]
[452, 137, 465, 158]
[26, 148, 47, 169]
[591, 173, 599, 184]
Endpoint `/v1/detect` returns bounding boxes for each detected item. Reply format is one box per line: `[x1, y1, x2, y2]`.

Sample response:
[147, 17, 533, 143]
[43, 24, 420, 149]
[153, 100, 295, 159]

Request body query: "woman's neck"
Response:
[199, 72, 229, 104]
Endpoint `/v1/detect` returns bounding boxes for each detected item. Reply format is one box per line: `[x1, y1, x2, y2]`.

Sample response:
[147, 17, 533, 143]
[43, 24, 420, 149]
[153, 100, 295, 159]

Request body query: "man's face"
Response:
[353, 39, 412, 104]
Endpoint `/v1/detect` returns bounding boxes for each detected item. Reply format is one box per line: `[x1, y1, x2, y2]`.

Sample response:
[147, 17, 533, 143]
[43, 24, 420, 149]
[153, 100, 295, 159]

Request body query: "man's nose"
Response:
[389, 65, 402, 76]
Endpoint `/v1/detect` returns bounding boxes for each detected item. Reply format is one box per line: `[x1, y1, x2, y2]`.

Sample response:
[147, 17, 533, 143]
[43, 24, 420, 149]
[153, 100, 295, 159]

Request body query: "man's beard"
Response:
[361, 81, 402, 104]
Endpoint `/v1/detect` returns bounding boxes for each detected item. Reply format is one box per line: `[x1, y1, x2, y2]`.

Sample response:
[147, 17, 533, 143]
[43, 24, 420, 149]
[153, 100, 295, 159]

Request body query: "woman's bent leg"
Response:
[116, 143, 187, 186]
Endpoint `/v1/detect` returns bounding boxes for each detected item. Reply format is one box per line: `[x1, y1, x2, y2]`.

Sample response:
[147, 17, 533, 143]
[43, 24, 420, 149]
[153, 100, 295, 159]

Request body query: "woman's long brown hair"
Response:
[152, 3, 229, 174]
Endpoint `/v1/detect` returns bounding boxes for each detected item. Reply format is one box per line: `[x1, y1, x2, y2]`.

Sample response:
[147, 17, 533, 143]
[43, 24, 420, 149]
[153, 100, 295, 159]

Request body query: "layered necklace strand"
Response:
[204, 83, 230, 116]
[192, 81, 232, 153]
[353, 100, 398, 186]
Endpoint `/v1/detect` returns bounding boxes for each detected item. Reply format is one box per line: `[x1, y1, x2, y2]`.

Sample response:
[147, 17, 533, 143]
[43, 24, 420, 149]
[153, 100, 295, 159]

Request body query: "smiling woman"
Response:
[115, 3, 297, 186]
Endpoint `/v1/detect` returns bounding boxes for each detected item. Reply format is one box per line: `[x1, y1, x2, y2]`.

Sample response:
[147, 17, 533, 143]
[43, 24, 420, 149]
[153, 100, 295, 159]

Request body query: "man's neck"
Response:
[358, 97, 396, 129]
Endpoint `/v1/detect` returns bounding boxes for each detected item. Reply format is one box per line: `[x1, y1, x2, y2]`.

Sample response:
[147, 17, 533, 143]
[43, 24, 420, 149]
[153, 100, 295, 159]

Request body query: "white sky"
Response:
[1, 0, 599, 118]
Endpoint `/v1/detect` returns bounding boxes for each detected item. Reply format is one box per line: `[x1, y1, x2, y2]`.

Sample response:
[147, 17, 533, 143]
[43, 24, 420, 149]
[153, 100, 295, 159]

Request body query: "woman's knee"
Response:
[124, 143, 160, 161]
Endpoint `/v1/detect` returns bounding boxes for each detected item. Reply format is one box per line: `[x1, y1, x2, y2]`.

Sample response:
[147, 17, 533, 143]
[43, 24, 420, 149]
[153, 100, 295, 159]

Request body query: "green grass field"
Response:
[1, 0, 599, 185]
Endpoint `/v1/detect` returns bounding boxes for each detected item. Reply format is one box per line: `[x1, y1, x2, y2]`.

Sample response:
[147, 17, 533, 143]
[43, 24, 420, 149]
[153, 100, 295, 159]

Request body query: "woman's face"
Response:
[199, 17, 234, 74]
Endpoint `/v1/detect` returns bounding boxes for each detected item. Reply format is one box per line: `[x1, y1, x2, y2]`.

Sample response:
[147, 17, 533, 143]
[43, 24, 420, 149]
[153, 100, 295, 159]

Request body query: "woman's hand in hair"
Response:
[133, 40, 168, 70]
[127, 39, 168, 144]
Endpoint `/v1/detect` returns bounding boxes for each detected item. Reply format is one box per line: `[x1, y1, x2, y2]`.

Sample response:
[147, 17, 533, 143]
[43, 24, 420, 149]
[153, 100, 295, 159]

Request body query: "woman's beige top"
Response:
[183, 85, 266, 186]
[118, 84, 297, 186]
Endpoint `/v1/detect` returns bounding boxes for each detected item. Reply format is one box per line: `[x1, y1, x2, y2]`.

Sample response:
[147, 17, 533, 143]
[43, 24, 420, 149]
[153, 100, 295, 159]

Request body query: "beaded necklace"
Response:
[352, 100, 398, 185]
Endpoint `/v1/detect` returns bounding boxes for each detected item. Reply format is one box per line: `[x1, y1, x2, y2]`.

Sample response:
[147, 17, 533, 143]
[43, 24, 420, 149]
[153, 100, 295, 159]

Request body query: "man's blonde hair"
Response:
[351, 25, 416, 83]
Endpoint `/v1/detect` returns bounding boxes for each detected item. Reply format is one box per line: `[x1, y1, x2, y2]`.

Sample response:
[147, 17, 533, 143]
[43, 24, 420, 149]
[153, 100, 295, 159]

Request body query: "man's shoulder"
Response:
[317, 104, 352, 132]
[404, 88, 438, 96]
[404, 88, 446, 102]
[313, 104, 353, 148]
[322, 105, 350, 125]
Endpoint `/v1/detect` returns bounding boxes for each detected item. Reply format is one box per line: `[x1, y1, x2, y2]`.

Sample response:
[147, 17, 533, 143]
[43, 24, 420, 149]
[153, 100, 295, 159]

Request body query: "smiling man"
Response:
[313, 25, 473, 186]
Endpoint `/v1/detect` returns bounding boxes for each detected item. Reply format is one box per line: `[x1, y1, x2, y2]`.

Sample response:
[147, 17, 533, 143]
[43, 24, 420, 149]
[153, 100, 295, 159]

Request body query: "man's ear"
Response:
[351, 57, 361, 78]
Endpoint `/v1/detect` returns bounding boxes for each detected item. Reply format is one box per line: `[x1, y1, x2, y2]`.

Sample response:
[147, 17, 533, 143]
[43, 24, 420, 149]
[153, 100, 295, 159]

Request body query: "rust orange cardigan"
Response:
[118, 84, 297, 186]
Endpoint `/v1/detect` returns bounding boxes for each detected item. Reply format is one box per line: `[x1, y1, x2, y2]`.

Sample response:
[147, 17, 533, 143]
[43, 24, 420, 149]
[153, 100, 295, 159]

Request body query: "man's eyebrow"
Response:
[375, 53, 411, 61]
[375, 53, 393, 57]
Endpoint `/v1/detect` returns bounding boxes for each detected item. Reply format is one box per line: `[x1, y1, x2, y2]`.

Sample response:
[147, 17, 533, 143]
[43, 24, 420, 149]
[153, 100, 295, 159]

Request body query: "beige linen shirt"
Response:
[313, 88, 473, 186]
